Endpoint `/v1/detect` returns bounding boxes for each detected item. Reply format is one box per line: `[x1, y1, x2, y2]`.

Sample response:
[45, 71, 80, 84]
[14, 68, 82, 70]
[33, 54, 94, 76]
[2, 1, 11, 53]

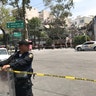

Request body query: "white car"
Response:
[75, 41, 96, 51]
[0, 48, 10, 61]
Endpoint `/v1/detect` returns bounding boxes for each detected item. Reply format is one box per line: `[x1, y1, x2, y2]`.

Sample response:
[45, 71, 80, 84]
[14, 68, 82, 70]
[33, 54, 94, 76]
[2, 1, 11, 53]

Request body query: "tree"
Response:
[9, 0, 31, 19]
[9, 0, 32, 40]
[0, 0, 7, 4]
[43, 0, 73, 20]
[0, 6, 15, 46]
[0, 6, 15, 30]
[27, 17, 41, 45]
[43, 0, 74, 43]
[0, 0, 32, 39]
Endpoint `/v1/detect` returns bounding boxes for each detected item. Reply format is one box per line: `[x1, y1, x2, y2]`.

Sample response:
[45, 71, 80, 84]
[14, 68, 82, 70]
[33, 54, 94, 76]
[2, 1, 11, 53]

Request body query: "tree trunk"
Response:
[22, 0, 28, 40]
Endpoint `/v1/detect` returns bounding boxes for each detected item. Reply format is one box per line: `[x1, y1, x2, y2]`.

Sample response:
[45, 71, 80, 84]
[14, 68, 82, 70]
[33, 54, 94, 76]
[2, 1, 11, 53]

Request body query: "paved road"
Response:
[32, 48, 96, 96]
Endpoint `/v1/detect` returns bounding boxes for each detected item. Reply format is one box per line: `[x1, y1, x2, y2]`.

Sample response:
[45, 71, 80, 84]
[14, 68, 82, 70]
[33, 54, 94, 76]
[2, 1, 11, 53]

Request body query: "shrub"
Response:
[73, 35, 90, 47]
[46, 38, 53, 46]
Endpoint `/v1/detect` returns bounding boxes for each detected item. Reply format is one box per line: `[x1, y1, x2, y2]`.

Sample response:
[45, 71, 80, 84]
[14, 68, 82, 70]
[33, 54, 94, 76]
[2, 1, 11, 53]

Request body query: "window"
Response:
[0, 49, 7, 55]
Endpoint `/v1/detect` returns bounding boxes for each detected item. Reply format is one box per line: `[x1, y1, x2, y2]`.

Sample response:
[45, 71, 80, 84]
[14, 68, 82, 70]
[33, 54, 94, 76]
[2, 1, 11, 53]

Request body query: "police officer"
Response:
[0, 40, 34, 96]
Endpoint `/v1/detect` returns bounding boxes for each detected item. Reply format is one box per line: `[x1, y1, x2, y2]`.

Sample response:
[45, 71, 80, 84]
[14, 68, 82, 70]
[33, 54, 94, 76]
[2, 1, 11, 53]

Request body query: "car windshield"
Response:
[0, 49, 8, 55]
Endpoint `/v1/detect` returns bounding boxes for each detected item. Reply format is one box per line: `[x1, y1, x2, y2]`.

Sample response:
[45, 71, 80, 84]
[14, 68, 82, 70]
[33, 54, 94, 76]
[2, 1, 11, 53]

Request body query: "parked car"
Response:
[0, 48, 10, 61]
[75, 41, 96, 51]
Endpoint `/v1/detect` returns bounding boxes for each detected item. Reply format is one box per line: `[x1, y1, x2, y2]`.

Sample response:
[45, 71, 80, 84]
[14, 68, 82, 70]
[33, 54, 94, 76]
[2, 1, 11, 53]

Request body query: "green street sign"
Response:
[13, 32, 22, 37]
[7, 20, 24, 28]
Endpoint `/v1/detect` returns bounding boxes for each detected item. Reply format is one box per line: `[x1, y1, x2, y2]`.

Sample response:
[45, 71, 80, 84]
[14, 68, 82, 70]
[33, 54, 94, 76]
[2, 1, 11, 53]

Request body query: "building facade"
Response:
[25, 7, 39, 20]
[73, 16, 93, 28]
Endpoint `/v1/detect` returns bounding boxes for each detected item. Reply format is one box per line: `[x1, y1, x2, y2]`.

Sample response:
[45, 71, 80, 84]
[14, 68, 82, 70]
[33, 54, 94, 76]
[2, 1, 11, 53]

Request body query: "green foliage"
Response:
[0, 0, 7, 4]
[10, 0, 32, 20]
[0, 34, 3, 40]
[27, 17, 41, 36]
[46, 38, 53, 45]
[9, 0, 32, 20]
[9, 0, 31, 7]
[27, 17, 42, 44]
[0, 0, 32, 39]
[12, 9, 22, 20]
[0, 0, 32, 24]
[43, 0, 74, 41]
[43, 0, 73, 21]
[73, 35, 90, 46]
[27, 17, 41, 29]
[0, 6, 15, 29]
[40, 31, 48, 38]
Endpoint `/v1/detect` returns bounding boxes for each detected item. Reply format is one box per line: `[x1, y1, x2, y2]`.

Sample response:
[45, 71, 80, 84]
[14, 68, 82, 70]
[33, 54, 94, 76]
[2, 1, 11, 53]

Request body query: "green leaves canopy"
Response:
[0, 0, 7, 4]
[43, 0, 73, 18]
[27, 17, 41, 29]
[0, 6, 15, 29]
[43, 0, 74, 40]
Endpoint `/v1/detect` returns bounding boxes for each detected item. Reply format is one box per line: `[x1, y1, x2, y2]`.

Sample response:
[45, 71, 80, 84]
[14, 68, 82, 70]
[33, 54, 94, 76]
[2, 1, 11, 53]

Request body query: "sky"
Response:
[0, 0, 95, 34]
[30, 0, 96, 18]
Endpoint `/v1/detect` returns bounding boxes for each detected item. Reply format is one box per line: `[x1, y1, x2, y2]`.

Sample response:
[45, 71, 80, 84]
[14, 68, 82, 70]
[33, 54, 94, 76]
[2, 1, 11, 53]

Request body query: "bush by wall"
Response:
[73, 35, 90, 47]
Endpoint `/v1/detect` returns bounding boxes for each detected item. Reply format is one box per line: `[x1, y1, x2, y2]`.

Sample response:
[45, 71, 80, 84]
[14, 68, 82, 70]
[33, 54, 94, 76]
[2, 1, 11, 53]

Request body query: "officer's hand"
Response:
[2, 65, 10, 71]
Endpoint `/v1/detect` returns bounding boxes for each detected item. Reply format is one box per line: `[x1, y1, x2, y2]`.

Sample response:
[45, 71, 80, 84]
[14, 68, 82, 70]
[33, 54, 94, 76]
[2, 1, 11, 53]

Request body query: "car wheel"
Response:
[94, 47, 96, 51]
[77, 47, 82, 51]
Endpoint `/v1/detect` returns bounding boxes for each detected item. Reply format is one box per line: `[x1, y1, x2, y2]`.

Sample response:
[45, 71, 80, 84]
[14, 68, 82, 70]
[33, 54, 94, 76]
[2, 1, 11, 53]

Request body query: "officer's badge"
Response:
[29, 54, 33, 58]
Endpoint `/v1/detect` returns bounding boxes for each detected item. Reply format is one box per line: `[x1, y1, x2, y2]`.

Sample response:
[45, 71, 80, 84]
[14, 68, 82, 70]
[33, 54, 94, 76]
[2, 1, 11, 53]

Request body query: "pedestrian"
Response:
[0, 40, 34, 96]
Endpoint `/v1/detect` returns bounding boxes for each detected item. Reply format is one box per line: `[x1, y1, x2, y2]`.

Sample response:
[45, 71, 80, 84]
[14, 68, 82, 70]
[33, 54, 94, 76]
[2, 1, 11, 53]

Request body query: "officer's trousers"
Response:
[15, 78, 33, 96]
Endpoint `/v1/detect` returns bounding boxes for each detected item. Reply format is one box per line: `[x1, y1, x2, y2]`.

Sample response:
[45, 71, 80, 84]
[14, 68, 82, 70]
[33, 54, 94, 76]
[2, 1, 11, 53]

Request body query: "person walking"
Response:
[0, 40, 34, 96]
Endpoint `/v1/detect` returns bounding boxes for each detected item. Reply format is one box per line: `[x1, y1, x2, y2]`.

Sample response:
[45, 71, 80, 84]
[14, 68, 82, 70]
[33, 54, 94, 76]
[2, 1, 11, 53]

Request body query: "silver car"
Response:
[75, 41, 96, 51]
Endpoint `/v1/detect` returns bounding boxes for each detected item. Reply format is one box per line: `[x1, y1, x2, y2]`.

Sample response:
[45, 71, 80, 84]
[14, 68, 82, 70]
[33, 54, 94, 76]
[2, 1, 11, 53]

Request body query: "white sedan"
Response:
[75, 41, 96, 51]
[0, 48, 10, 61]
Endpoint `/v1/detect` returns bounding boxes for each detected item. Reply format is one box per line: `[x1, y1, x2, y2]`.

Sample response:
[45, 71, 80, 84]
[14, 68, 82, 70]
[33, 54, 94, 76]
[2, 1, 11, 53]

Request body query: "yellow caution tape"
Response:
[36, 73, 44, 76]
[65, 76, 75, 80]
[1, 69, 96, 83]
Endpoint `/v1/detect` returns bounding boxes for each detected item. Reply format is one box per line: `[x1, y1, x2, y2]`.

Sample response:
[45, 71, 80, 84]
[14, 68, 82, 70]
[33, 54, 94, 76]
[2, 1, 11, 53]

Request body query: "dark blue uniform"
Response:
[0, 51, 33, 96]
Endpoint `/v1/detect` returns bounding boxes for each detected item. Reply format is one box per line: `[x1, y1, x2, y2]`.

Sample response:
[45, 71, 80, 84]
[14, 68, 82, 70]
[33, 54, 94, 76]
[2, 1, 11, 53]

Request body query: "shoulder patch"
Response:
[29, 53, 33, 58]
